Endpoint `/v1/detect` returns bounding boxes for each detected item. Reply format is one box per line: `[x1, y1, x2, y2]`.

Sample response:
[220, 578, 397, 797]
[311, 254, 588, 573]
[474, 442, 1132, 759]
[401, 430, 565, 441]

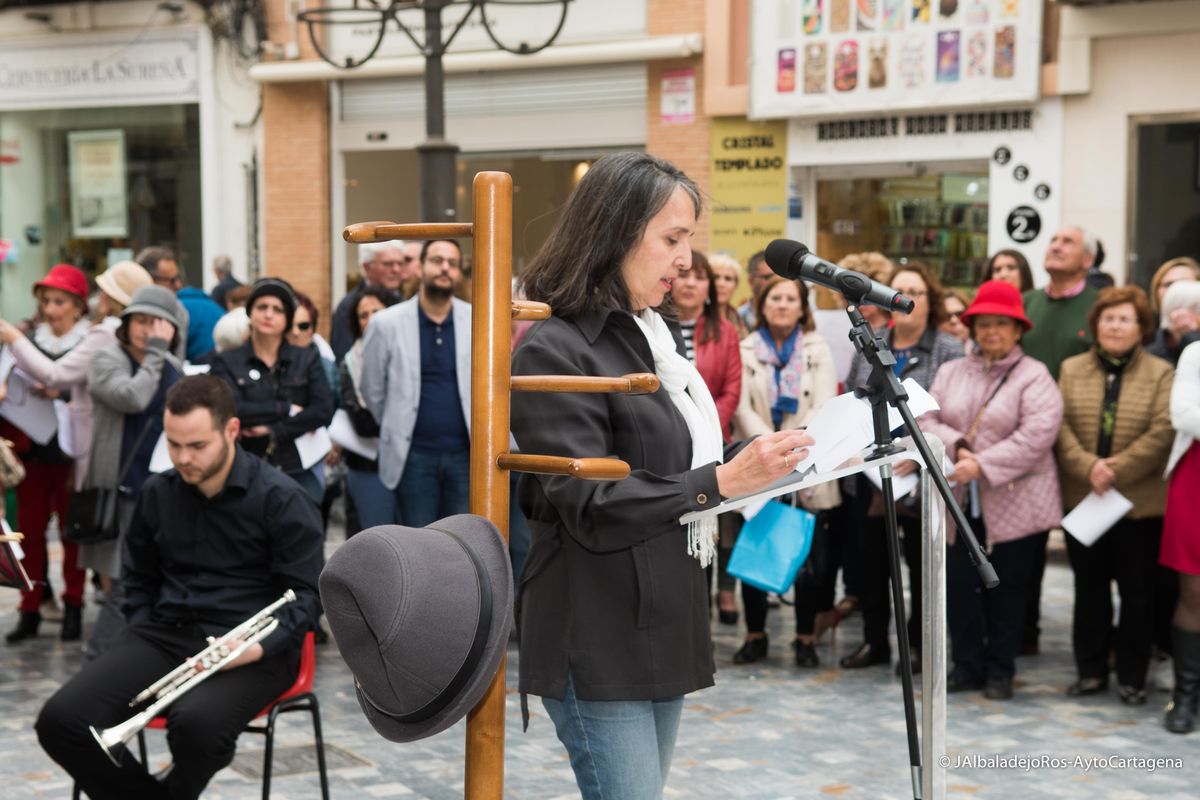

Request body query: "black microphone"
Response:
[764, 239, 916, 314]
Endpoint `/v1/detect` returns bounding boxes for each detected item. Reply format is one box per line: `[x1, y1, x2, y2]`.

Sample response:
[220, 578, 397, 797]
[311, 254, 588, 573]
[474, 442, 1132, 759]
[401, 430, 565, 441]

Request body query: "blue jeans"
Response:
[542, 675, 683, 800]
[395, 448, 470, 528]
[287, 467, 325, 508]
[346, 468, 400, 532]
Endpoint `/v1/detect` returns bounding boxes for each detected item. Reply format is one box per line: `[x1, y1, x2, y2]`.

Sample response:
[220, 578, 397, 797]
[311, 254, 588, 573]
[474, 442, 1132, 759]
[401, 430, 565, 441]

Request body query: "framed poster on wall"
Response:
[68, 129, 128, 239]
[750, 0, 1042, 119]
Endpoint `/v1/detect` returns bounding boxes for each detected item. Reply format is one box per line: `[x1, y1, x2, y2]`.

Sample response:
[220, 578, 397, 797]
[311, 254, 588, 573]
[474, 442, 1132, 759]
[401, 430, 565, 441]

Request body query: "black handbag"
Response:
[64, 420, 157, 546]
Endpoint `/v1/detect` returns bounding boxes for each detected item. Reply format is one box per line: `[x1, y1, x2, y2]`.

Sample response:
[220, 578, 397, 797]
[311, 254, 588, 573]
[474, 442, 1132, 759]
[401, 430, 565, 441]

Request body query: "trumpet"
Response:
[89, 590, 297, 765]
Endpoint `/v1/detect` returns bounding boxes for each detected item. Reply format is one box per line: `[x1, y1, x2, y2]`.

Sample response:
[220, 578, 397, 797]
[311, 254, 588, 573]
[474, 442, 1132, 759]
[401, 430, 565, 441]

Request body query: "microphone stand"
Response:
[845, 300, 998, 800]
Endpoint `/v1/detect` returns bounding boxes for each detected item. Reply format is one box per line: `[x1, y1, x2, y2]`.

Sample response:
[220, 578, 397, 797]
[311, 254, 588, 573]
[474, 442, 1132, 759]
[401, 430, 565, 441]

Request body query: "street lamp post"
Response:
[300, 0, 570, 222]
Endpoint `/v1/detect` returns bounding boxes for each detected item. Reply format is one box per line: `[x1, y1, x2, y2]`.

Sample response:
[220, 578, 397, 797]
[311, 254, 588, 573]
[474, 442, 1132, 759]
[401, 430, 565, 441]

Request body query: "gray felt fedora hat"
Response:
[319, 515, 513, 742]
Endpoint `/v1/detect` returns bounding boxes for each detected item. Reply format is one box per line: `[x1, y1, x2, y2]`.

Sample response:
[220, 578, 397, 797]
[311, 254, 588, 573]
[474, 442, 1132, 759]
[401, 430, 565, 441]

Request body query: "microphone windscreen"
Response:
[764, 239, 806, 278]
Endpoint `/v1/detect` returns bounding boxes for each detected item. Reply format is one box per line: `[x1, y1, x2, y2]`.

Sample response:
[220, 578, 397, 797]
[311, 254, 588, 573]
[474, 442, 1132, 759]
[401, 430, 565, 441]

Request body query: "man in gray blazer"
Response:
[359, 239, 473, 527]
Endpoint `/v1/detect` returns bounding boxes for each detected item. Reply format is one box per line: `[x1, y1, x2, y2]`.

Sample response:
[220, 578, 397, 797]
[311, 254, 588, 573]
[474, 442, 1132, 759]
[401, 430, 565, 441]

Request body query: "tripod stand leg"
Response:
[878, 463, 923, 800]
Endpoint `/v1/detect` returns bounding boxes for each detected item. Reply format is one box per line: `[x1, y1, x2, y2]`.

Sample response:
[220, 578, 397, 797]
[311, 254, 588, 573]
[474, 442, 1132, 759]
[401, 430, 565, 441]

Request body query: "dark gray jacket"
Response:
[846, 324, 965, 394]
[511, 309, 730, 702]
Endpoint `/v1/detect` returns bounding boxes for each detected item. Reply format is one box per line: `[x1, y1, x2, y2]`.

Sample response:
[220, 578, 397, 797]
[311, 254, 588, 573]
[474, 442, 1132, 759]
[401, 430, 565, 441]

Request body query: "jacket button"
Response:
[697, 493, 708, 504]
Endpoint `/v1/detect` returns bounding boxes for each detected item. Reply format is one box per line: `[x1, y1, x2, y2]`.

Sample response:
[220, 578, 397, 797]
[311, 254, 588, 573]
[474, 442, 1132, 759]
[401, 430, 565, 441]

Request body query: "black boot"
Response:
[61, 605, 82, 642]
[1165, 627, 1200, 734]
[6, 611, 41, 643]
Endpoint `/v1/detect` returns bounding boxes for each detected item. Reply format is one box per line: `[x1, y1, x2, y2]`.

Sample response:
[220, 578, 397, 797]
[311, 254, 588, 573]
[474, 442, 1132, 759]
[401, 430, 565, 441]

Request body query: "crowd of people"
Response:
[1, 152, 1199, 799]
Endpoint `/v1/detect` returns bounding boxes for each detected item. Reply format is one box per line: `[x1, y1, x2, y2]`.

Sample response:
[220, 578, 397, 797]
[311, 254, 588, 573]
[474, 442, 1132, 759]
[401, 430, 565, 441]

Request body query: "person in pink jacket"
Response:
[922, 280, 1064, 700]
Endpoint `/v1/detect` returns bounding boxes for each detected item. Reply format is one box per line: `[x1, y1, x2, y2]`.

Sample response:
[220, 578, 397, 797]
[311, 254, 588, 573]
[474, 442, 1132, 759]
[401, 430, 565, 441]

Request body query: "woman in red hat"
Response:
[0, 264, 92, 642]
[921, 279, 1064, 700]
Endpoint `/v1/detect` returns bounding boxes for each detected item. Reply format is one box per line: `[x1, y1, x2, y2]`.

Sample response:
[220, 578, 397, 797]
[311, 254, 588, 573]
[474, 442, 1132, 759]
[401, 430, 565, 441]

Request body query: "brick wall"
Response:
[647, 1, 711, 251]
[261, 81, 332, 334]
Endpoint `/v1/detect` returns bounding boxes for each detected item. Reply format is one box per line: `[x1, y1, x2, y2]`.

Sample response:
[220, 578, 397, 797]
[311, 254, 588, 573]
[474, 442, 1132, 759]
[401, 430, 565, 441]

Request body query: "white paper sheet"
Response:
[865, 466, 920, 500]
[149, 432, 173, 473]
[182, 363, 211, 376]
[0, 368, 58, 445]
[1061, 489, 1133, 547]
[294, 427, 333, 470]
[792, 378, 940, 475]
[327, 409, 378, 460]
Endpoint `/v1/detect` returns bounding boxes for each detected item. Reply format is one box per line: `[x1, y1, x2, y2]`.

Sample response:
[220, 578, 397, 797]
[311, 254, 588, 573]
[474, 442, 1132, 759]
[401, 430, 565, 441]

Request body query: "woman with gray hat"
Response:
[512, 152, 812, 799]
[82, 284, 184, 656]
[210, 277, 335, 505]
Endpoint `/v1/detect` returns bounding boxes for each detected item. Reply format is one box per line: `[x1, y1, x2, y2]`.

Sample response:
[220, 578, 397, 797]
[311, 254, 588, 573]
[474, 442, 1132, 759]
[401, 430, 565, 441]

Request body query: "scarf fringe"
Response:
[687, 518, 718, 569]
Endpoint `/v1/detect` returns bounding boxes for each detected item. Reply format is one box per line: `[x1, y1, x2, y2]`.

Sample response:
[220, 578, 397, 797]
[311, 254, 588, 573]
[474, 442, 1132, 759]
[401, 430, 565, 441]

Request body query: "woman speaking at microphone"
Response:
[512, 152, 813, 800]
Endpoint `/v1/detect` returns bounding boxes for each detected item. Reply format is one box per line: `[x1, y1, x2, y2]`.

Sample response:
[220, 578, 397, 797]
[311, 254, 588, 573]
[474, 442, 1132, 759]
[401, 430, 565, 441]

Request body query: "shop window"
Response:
[0, 104, 201, 321]
[816, 171, 989, 289]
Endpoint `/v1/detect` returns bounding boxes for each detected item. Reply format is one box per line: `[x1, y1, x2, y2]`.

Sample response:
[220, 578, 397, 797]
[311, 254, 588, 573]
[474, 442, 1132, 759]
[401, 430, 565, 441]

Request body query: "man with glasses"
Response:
[330, 239, 411, 361]
[359, 239, 473, 527]
[136, 246, 200, 362]
[737, 249, 774, 331]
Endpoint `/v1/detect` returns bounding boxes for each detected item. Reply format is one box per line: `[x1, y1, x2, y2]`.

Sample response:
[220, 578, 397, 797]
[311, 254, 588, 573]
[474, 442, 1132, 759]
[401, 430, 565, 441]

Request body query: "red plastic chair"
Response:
[74, 631, 328, 800]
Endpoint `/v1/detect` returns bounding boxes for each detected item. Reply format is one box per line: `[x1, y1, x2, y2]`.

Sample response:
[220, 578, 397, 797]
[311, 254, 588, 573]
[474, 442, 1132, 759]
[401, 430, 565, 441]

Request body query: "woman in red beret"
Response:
[0, 264, 92, 643]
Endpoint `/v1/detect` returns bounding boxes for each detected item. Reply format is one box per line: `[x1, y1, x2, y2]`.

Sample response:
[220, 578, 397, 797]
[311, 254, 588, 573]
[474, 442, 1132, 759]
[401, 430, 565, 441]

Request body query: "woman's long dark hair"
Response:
[520, 152, 701, 318]
[688, 250, 723, 345]
[984, 249, 1034, 293]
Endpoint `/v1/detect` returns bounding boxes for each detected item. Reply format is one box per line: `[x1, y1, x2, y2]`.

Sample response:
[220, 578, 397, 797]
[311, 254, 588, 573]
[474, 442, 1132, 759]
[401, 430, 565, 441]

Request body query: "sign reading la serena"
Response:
[710, 118, 789, 298]
[0, 29, 199, 111]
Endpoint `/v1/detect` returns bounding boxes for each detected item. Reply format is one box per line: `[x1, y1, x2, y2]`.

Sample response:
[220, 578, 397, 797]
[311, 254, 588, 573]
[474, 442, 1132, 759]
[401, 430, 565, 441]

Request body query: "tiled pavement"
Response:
[1, 529, 1191, 799]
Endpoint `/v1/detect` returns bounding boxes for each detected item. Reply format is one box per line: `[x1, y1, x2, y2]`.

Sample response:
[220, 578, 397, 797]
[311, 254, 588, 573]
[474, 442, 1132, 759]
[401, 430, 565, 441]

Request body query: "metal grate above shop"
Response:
[815, 109, 1035, 141]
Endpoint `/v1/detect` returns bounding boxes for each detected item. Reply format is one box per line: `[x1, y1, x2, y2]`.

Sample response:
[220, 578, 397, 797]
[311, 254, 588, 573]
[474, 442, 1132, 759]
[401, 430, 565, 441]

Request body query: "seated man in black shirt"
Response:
[36, 375, 324, 800]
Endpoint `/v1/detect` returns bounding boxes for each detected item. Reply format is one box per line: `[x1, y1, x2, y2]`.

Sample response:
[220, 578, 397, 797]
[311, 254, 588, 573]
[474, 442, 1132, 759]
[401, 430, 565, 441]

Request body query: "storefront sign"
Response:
[749, 0, 1042, 118]
[0, 30, 199, 111]
[661, 68, 696, 124]
[68, 130, 128, 239]
[710, 118, 789, 291]
[1005, 205, 1040, 243]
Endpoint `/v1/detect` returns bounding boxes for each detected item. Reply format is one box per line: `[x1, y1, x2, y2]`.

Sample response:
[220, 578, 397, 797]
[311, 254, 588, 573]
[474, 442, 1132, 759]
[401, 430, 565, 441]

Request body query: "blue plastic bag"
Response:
[728, 499, 816, 594]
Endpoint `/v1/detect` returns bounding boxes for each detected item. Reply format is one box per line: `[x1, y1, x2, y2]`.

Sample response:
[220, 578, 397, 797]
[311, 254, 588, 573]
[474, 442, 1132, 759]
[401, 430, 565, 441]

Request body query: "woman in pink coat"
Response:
[922, 280, 1064, 700]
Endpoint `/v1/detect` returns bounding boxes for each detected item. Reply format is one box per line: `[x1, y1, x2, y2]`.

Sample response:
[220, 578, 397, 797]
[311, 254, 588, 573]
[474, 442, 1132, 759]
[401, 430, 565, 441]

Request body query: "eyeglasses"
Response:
[293, 321, 313, 332]
[426, 255, 461, 269]
[899, 289, 928, 298]
[381, 257, 414, 268]
[947, 311, 964, 321]
[154, 275, 182, 288]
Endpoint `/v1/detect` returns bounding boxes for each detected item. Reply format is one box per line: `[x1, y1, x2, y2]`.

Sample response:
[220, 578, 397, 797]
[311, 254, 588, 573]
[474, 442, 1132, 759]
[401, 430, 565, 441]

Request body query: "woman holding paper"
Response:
[210, 278, 335, 506]
[1057, 285, 1174, 705]
[336, 286, 399, 530]
[922, 280, 1063, 700]
[0, 265, 94, 643]
[511, 152, 812, 800]
[83, 286, 183, 656]
[729, 275, 839, 666]
[1161, 340, 1200, 732]
[841, 261, 964, 672]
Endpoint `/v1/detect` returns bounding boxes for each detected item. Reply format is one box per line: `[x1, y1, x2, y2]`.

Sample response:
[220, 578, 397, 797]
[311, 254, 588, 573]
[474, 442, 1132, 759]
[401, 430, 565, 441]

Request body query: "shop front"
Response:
[0, 19, 257, 322]
[748, 0, 1059, 291]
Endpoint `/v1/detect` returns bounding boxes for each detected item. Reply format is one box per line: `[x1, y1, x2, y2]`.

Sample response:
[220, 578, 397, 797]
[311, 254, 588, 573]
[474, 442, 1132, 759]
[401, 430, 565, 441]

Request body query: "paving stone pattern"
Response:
[1, 531, 1190, 798]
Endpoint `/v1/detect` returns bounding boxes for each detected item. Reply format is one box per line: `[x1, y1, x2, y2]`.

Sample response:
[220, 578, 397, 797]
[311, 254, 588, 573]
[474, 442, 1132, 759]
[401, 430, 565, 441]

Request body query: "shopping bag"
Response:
[727, 499, 816, 594]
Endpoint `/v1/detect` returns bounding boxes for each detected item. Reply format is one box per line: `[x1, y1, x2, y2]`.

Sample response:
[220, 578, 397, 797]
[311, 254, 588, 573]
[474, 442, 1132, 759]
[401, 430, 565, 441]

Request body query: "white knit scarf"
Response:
[632, 308, 725, 567]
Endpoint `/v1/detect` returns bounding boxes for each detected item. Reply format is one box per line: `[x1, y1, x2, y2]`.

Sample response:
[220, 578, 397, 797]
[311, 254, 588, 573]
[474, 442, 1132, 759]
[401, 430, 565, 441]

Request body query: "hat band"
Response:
[359, 524, 494, 725]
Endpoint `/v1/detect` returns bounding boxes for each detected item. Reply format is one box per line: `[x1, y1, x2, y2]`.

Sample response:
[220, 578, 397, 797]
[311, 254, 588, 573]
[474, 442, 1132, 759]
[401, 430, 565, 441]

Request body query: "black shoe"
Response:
[793, 640, 819, 668]
[718, 610, 739, 626]
[1117, 685, 1146, 705]
[733, 636, 768, 664]
[840, 642, 890, 669]
[1066, 677, 1108, 697]
[1019, 640, 1040, 657]
[60, 605, 82, 642]
[896, 650, 922, 676]
[1166, 627, 1200, 734]
[5, 611, 41, 643]
[984, 677, 1014, 700]
[947, 672, 985, 693]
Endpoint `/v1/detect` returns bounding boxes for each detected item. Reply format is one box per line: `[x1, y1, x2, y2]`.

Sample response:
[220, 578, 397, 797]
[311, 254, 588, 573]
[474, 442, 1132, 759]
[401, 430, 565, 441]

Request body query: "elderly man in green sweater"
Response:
[1019, 224, 1101, 657]
[1022, 226, 1101, 381]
